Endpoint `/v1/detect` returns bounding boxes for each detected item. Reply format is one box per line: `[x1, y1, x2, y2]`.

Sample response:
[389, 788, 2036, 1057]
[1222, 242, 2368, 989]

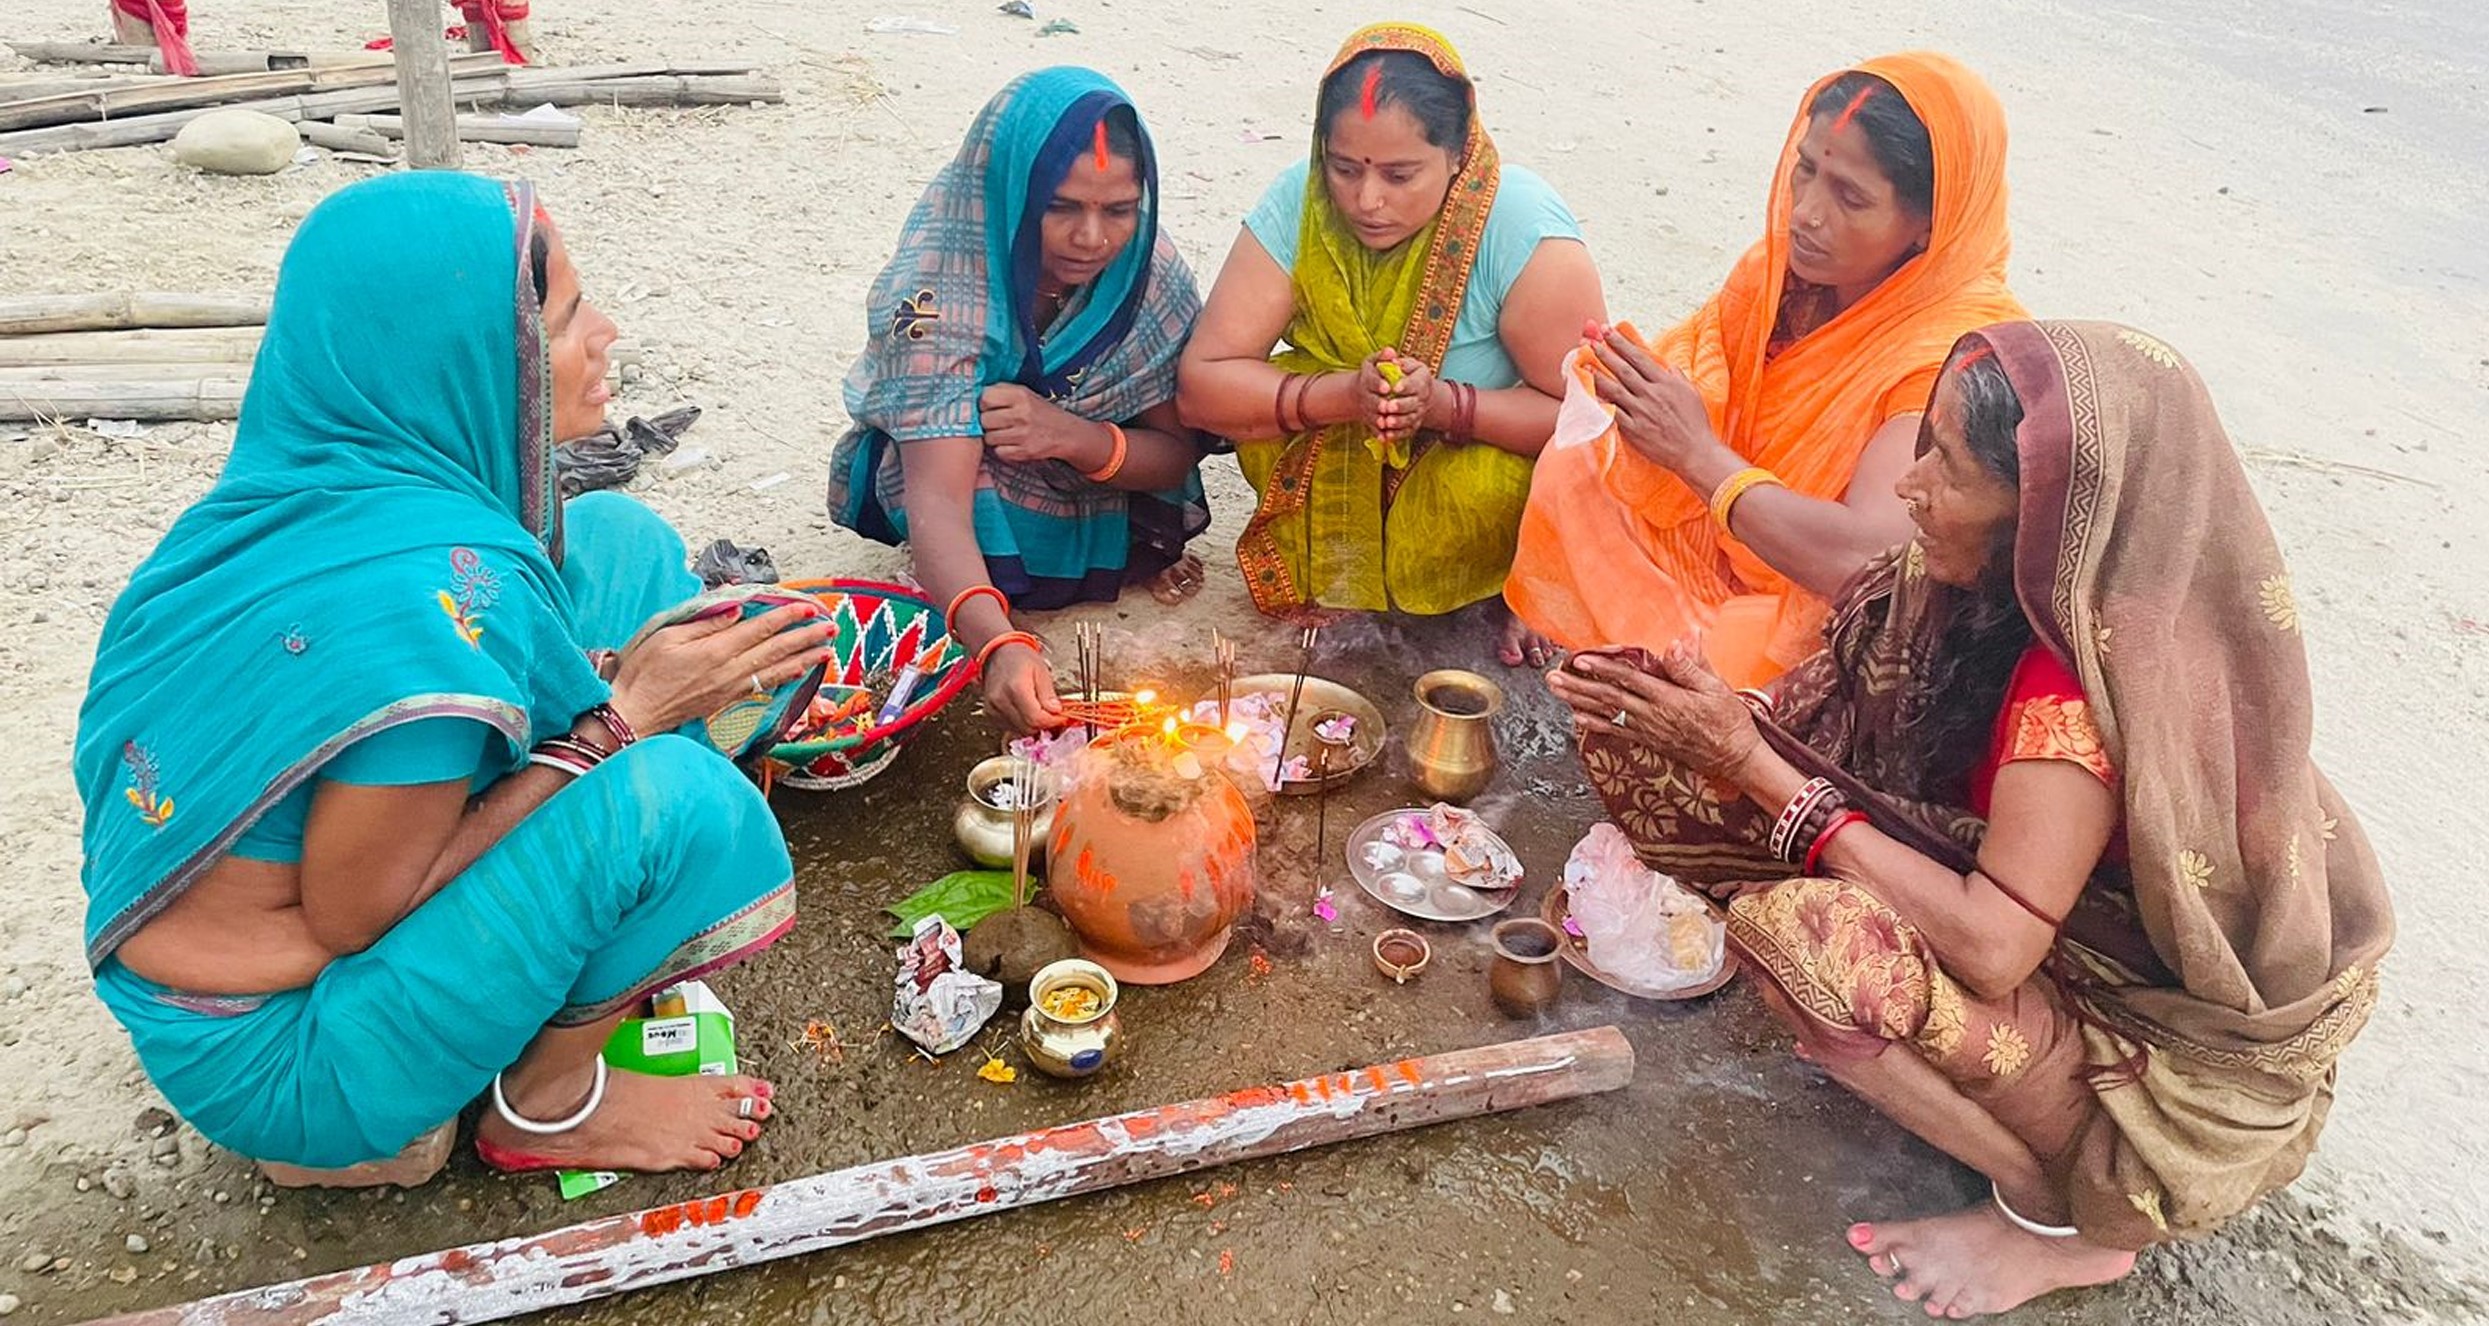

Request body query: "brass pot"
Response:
[1405, 669, 1504, 803]
[1020, 959, 1121, 1078]
[954, 756, 1057, 869]
[1487, 918, 1564, 1018]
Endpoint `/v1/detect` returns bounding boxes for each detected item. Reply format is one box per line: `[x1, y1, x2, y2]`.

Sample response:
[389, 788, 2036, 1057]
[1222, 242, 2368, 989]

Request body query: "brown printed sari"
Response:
[1581, 320, 2392, 1249]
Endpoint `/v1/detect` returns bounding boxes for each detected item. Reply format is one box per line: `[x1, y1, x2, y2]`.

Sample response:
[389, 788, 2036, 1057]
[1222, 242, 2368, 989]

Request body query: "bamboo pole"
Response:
[0, 68, 775, 156]
[91, 1027, 1632, 1326]
[0, 75, 175, 102]
[0, 41, 162, 64]
[338, 111, 581, 149]
[0, 294, 266, 337]
[296, 120, 396, 156]
[0, 378, 247, 422]
[0, 53, 500, 133]
[0, 41, 385, 72]
[0, 327, 263, 366]
[386, 0, 463, 169]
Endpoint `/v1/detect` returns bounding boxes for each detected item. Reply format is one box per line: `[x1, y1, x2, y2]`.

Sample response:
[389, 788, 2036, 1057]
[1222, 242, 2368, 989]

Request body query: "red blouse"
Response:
[1969, 643, 2116, 819]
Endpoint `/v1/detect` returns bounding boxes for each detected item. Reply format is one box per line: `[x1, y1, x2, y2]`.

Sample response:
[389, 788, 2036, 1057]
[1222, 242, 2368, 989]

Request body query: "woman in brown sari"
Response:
[1547, 320, 2391, 1317]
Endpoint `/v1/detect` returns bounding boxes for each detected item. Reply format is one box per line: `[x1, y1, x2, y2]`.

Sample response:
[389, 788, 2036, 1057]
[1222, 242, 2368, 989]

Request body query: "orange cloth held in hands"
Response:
[1506, 51, 2026, 687]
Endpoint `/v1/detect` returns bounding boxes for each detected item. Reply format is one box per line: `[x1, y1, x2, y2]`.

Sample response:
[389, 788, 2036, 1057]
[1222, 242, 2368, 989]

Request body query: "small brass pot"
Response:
[954, 756, 1057, 869]
[1020, 959, 1122, 1079]
[1405, 670, 1504, 803]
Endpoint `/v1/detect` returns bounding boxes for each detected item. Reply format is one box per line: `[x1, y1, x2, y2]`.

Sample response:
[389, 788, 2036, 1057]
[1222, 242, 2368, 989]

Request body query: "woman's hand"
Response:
[1356, 348, 1435, 442]
[983, 643, 1066, 735]
[981, 384, 1102, 467]
[1588, 328, 1721, 478]
[608, 603, 833, 734]
[1547, 646, 1760, 781]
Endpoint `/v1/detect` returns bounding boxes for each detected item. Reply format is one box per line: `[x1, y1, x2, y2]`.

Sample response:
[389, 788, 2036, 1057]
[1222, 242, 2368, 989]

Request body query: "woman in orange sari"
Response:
[1506, 53, 2024, 688]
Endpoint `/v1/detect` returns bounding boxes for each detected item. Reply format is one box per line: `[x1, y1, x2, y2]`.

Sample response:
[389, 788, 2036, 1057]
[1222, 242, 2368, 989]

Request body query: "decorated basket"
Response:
[766, 578, 975, 790]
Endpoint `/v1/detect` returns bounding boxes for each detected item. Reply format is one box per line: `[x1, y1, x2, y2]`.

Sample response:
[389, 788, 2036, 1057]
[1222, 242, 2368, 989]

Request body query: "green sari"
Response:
[1236, 22, 1535, 617]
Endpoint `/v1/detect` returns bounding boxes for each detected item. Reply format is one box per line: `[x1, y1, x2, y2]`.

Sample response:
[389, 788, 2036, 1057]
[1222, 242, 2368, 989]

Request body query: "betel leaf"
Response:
[884, 870, 1017, 938]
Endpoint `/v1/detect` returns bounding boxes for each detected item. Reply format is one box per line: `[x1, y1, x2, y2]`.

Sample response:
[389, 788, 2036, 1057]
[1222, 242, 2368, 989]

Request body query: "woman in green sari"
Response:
[1178, 21, 1606, 664]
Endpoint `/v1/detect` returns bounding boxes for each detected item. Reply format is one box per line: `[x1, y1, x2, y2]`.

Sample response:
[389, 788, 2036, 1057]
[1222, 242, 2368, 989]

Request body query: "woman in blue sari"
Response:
[75, 173, 825, 1176]
[829, 68, 1211, 733]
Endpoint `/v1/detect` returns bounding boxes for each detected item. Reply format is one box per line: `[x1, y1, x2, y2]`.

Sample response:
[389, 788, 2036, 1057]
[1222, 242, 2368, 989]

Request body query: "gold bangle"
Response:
[1708, 466, 1785, 528]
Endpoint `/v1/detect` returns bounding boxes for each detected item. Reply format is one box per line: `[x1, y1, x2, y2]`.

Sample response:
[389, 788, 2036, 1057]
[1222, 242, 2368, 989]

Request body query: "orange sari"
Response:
[1505, 52, 2024, 687]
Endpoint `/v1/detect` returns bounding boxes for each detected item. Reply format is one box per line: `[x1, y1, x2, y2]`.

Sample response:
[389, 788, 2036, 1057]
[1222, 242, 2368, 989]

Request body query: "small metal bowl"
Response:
[1372, 929, 1432, 985]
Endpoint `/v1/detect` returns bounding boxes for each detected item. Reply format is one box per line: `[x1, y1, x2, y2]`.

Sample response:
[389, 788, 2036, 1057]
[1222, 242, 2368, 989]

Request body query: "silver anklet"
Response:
[491, 1056, 609, 1136]
[1991, 1182, 2081, 1238]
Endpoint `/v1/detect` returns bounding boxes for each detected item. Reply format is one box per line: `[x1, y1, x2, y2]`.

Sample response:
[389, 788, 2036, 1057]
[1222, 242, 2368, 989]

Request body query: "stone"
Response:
[170, 110, 300, 176]
[0, 1130, 23, 1148]
[0, 1291, 19, 1315]
[134, 1107, 174, 1138]
[0, 976, 25, 1000]
[16, 1253, 48, 1275]
[108, 1266, 137, 1285]
[103, 1169, 134, 1200]
[1492, 1290, 1516, 1315]
[150, 1135, 178, 1159]
[125, 1234, 150, 1255]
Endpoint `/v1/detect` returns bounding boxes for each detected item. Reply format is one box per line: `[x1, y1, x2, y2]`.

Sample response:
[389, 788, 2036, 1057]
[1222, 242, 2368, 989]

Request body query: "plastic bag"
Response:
[554, 404, 699, 498]
[693, 538, 778, 588]
[1561, 823, 1724, 994]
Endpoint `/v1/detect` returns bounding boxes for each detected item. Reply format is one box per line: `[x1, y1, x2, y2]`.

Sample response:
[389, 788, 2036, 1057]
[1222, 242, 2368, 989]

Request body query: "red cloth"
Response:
[112, 0, 197, 76]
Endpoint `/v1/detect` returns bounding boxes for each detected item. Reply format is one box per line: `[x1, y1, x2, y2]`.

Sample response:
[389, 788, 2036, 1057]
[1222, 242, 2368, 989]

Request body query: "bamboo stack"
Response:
[0, 44, 784, 158]
[0, 296, 643, 423]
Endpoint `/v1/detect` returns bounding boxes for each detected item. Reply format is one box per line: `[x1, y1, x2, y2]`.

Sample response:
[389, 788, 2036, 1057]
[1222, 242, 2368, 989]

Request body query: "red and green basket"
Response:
[766, 578, 976, 790]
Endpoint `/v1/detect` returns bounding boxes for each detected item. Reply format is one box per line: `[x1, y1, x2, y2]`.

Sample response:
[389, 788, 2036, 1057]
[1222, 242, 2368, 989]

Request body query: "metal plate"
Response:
[1539, 888, 1736, 1001]
[1345, 808, 1521, 923]
[1227, 673, 1387, 796]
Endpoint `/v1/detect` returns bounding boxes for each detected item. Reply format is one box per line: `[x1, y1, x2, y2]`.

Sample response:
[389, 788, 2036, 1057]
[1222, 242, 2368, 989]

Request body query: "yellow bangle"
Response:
[1707, 466, 1785, 528]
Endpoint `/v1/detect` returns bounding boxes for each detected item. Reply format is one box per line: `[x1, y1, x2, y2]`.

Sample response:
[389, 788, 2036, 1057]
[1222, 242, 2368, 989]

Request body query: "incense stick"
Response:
[1276, 624, 1319, 781]
[1213, 629, 1236, 727]
[1007, 753, 1036, 909]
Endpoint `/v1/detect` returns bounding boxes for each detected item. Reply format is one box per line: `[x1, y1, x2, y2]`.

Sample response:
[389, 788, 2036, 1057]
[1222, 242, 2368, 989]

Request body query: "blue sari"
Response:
[74, 174, 797, 1168]
[828, 67, 1208, 610]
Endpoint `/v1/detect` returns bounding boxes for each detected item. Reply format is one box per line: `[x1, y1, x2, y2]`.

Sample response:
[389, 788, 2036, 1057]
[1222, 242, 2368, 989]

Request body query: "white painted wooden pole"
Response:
[94, 1026, 1635, 1326]
[382, 0, 460, 170]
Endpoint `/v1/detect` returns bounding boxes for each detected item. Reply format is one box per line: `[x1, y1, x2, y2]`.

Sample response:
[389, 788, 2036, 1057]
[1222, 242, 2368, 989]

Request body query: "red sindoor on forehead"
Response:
[1830, 84, 1877, 134]
[1952, 345, 1997, 372]
[1360, 63, 1383, 120]
[1093, 119, 1109, 172]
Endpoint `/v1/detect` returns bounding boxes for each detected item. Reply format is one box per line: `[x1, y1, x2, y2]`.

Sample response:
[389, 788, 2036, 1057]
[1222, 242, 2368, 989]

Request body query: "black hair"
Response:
[528, 227, 550, 304]
[1316, 49, 1471, 151]
[1899, 344, 2029, 800]
[1099, 104, 1142, 164]
[1808, 71, 1934, 217]
[1953, 350, 2024, 484]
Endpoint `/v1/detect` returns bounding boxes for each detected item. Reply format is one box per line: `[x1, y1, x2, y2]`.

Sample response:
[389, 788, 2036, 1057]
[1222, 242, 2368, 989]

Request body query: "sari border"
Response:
[550, 882, 798, 1027]
[85, 695, 531, 970]
[505, 181, 560, 567]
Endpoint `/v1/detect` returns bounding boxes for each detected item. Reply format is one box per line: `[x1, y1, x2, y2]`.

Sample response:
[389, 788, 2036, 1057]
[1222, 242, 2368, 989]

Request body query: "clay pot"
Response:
[1020, 959, 1122, 1079]
[1487, 918, 1564, 1018]
[1047, 744, 1257, 985]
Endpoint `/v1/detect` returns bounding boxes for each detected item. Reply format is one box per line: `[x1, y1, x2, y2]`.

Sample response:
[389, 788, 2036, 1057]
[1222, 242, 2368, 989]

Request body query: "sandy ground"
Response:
[2, 0, 2486, 1321]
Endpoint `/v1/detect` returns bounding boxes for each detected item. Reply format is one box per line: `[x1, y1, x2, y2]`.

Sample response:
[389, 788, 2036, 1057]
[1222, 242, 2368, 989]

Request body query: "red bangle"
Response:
[1803, 810, 1870, 875]
[586, 702, 636, 749]
[976, 630, 1043, 672]
[1287, 372, 1316, 433]
[1449, 382, 1478, 445]
[946, 585, 1009, 632]
[1083, 421, 1129, 483]
[1273, 373, 1302, 434]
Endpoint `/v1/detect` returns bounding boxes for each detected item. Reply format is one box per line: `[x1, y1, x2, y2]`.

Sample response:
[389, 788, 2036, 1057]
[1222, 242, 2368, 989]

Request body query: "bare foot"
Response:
[1849, 1203, 2136, 1318]
[1495, 609, 1554, 669]
[1149, 554, 1206, 606]
[475, 1070, 774, 1174]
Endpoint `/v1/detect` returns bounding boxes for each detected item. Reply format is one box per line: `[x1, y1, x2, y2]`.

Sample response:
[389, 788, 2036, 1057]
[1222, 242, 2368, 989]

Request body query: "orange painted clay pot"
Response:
[1047, 758, 1258, 985]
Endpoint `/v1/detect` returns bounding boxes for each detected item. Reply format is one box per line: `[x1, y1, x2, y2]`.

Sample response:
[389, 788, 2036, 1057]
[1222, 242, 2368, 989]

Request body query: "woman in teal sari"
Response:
[829, 68, 1211, 734]
[75, 174, 825, 1176]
